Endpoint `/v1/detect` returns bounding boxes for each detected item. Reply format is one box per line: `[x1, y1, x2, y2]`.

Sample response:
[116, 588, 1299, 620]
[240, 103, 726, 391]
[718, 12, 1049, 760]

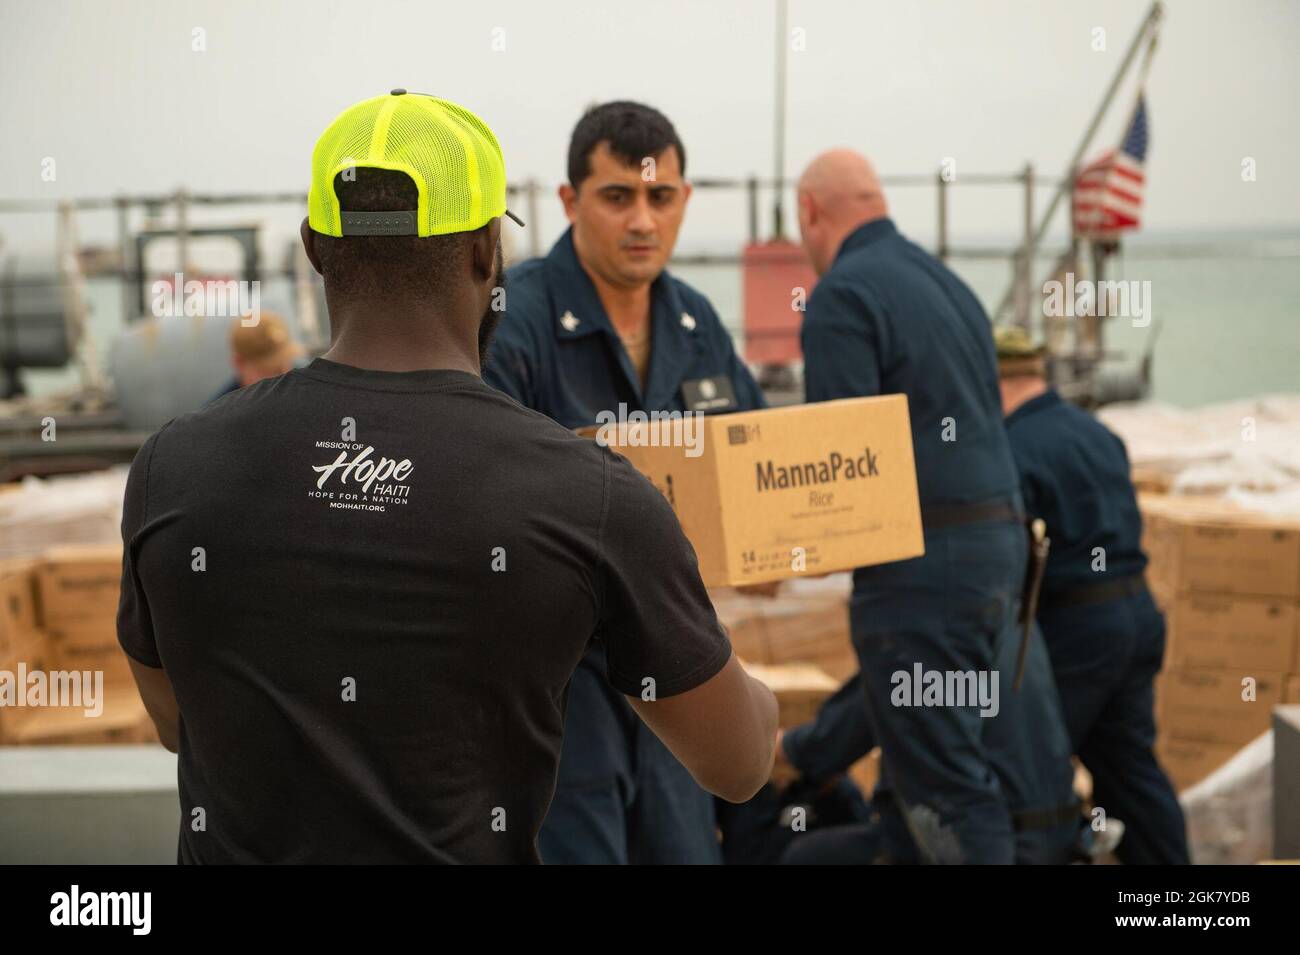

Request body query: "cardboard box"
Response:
[713, 591, 857, 681]
[1285, 675, 1300, 704]
[1169, 594, 1298, 673]
[848, 748, 881, 798]
[0, 559, 39, 658]
[1179, 522, 1300, 598]
[594, 396, 924, 587]
[1140, 498, 1300, 599]
[1132, 468, 1173, 496]
[0, 628, 52, 742]
[1159, 667, 1286, 747]
[52, 642, 134, 684]
[1, 627, 138, 744]
[1157, 737, 1242, 793]
[0, 624, 50, 670]
[45, 617, 133, 685]
[757, 597, 857, 681]
[741, 661, 839, 729]
[5, 689, 149, 746]
[1137, 494, 1160, 557]
[46, 618, 119, 652]
[36, 544, 122, 625]
[710, 593, 771, 662]
[1147, 574, 1175, 616]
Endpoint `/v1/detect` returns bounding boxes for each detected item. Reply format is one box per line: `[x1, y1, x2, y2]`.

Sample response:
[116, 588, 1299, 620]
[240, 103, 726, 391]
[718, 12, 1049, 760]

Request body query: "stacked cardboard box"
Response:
[717, 578, 881, 798]
[5, 693, 152, 745]
[1, 546, 155, 745]
[0, 559, 47, 743]
[0, 558, 41, 656]
[1143, 497, 1300, 790]
[37, 544, 133, 684]
[741, 661, 840, 729]
[711, 579, 857, 682]
[738, 657, 881, 798]
[0, 467, 127, 560]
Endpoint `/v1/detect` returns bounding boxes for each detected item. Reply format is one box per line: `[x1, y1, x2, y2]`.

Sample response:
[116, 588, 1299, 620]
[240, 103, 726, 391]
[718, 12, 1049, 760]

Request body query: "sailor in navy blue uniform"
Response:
[778, 149, 1078, 864]
[996, 326, 1189, 865]
[484, 101, 764, 864]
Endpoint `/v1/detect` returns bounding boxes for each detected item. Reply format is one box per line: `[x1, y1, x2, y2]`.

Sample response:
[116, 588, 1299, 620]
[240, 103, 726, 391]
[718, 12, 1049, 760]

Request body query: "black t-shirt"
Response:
[117, 357, 731, 864]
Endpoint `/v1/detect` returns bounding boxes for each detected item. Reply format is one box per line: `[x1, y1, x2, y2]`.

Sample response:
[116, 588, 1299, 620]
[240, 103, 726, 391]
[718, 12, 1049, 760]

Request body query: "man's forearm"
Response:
[745, 671, 781, 783]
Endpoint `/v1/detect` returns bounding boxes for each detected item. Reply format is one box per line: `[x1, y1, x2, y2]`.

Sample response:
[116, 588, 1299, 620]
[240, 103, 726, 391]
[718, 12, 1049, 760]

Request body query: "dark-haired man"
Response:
[485, 101, 767, 864]
[117, 91, 777, 864]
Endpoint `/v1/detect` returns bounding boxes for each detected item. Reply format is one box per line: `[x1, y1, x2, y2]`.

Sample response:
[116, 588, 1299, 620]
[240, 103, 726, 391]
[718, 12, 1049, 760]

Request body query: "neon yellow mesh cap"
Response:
[308, 89, 524, 238]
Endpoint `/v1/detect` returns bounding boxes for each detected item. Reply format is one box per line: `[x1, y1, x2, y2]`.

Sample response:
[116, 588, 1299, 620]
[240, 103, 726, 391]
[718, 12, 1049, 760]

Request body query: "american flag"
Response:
[1072, 95, 1149, 239]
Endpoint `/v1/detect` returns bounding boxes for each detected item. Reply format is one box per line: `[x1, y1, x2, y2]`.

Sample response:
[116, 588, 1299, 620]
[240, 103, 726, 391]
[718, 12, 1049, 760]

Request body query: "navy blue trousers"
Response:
[1038, 589, 1189, 865]
[785, 519, 1079, 864]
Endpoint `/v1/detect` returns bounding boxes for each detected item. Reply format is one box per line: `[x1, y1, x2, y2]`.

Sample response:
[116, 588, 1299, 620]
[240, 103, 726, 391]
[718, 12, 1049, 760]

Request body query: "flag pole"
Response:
[1119, 17, 1160, 138]
[772, 0, 789, 240]
[994, 0, 1164, 322]
[1083, 19, 1160, 372]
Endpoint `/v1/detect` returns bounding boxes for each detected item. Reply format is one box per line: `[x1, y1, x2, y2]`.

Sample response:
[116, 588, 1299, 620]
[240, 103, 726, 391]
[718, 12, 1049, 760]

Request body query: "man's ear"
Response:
[808, 192, 824, 230]
[300, 218, 323, 276]
[558, 183, 578, 224]
[470, 218, 501, 283]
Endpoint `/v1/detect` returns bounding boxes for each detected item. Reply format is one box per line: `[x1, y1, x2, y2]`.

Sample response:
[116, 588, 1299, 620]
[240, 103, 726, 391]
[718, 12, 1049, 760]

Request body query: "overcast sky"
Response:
[2, 0, 1297, 255]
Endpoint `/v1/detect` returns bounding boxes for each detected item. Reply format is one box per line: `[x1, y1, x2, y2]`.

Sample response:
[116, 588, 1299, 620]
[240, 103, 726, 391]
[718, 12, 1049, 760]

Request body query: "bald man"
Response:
[778, 149, 1080, 864]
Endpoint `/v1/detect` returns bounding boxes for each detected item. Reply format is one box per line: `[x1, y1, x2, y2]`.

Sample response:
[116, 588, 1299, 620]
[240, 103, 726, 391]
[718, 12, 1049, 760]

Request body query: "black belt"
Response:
[1042, 574, 1148, 610]
[921, 500, 1022, 530]
[1013, 802, 1081, 832]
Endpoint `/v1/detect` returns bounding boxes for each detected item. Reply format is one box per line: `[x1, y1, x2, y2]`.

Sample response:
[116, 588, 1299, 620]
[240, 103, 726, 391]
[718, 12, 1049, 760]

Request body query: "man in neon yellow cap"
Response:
[302, 89, 523, 371]
[117, 91, 778, 864]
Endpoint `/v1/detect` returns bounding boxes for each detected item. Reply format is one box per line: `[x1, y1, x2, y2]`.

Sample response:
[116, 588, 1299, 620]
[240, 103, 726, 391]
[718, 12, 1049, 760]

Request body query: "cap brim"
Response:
[335, 208, 525, 234]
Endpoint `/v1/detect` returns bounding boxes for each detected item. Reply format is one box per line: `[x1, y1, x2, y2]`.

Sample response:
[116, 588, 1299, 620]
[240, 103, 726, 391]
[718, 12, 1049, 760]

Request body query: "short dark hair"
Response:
[314, 167, 471, 298]
[567, 100, 686, 188]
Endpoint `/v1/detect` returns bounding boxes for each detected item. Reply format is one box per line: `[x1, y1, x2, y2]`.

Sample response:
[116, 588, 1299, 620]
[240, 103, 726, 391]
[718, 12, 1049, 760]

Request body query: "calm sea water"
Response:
[26, 236, 1300, 410]
[675, 242, 1300, 408]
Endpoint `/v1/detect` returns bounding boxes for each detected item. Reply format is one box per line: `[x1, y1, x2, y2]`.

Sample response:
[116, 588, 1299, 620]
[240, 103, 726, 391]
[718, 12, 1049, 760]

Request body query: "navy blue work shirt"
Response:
[800, 218, 1019, 509]
[485, 228, 766, 427]
[1004, 388, 1147, 595]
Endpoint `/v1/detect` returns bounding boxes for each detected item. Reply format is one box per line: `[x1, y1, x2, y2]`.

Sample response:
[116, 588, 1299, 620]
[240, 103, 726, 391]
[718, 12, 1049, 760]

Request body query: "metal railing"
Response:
[0, 167, 1062, 316]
